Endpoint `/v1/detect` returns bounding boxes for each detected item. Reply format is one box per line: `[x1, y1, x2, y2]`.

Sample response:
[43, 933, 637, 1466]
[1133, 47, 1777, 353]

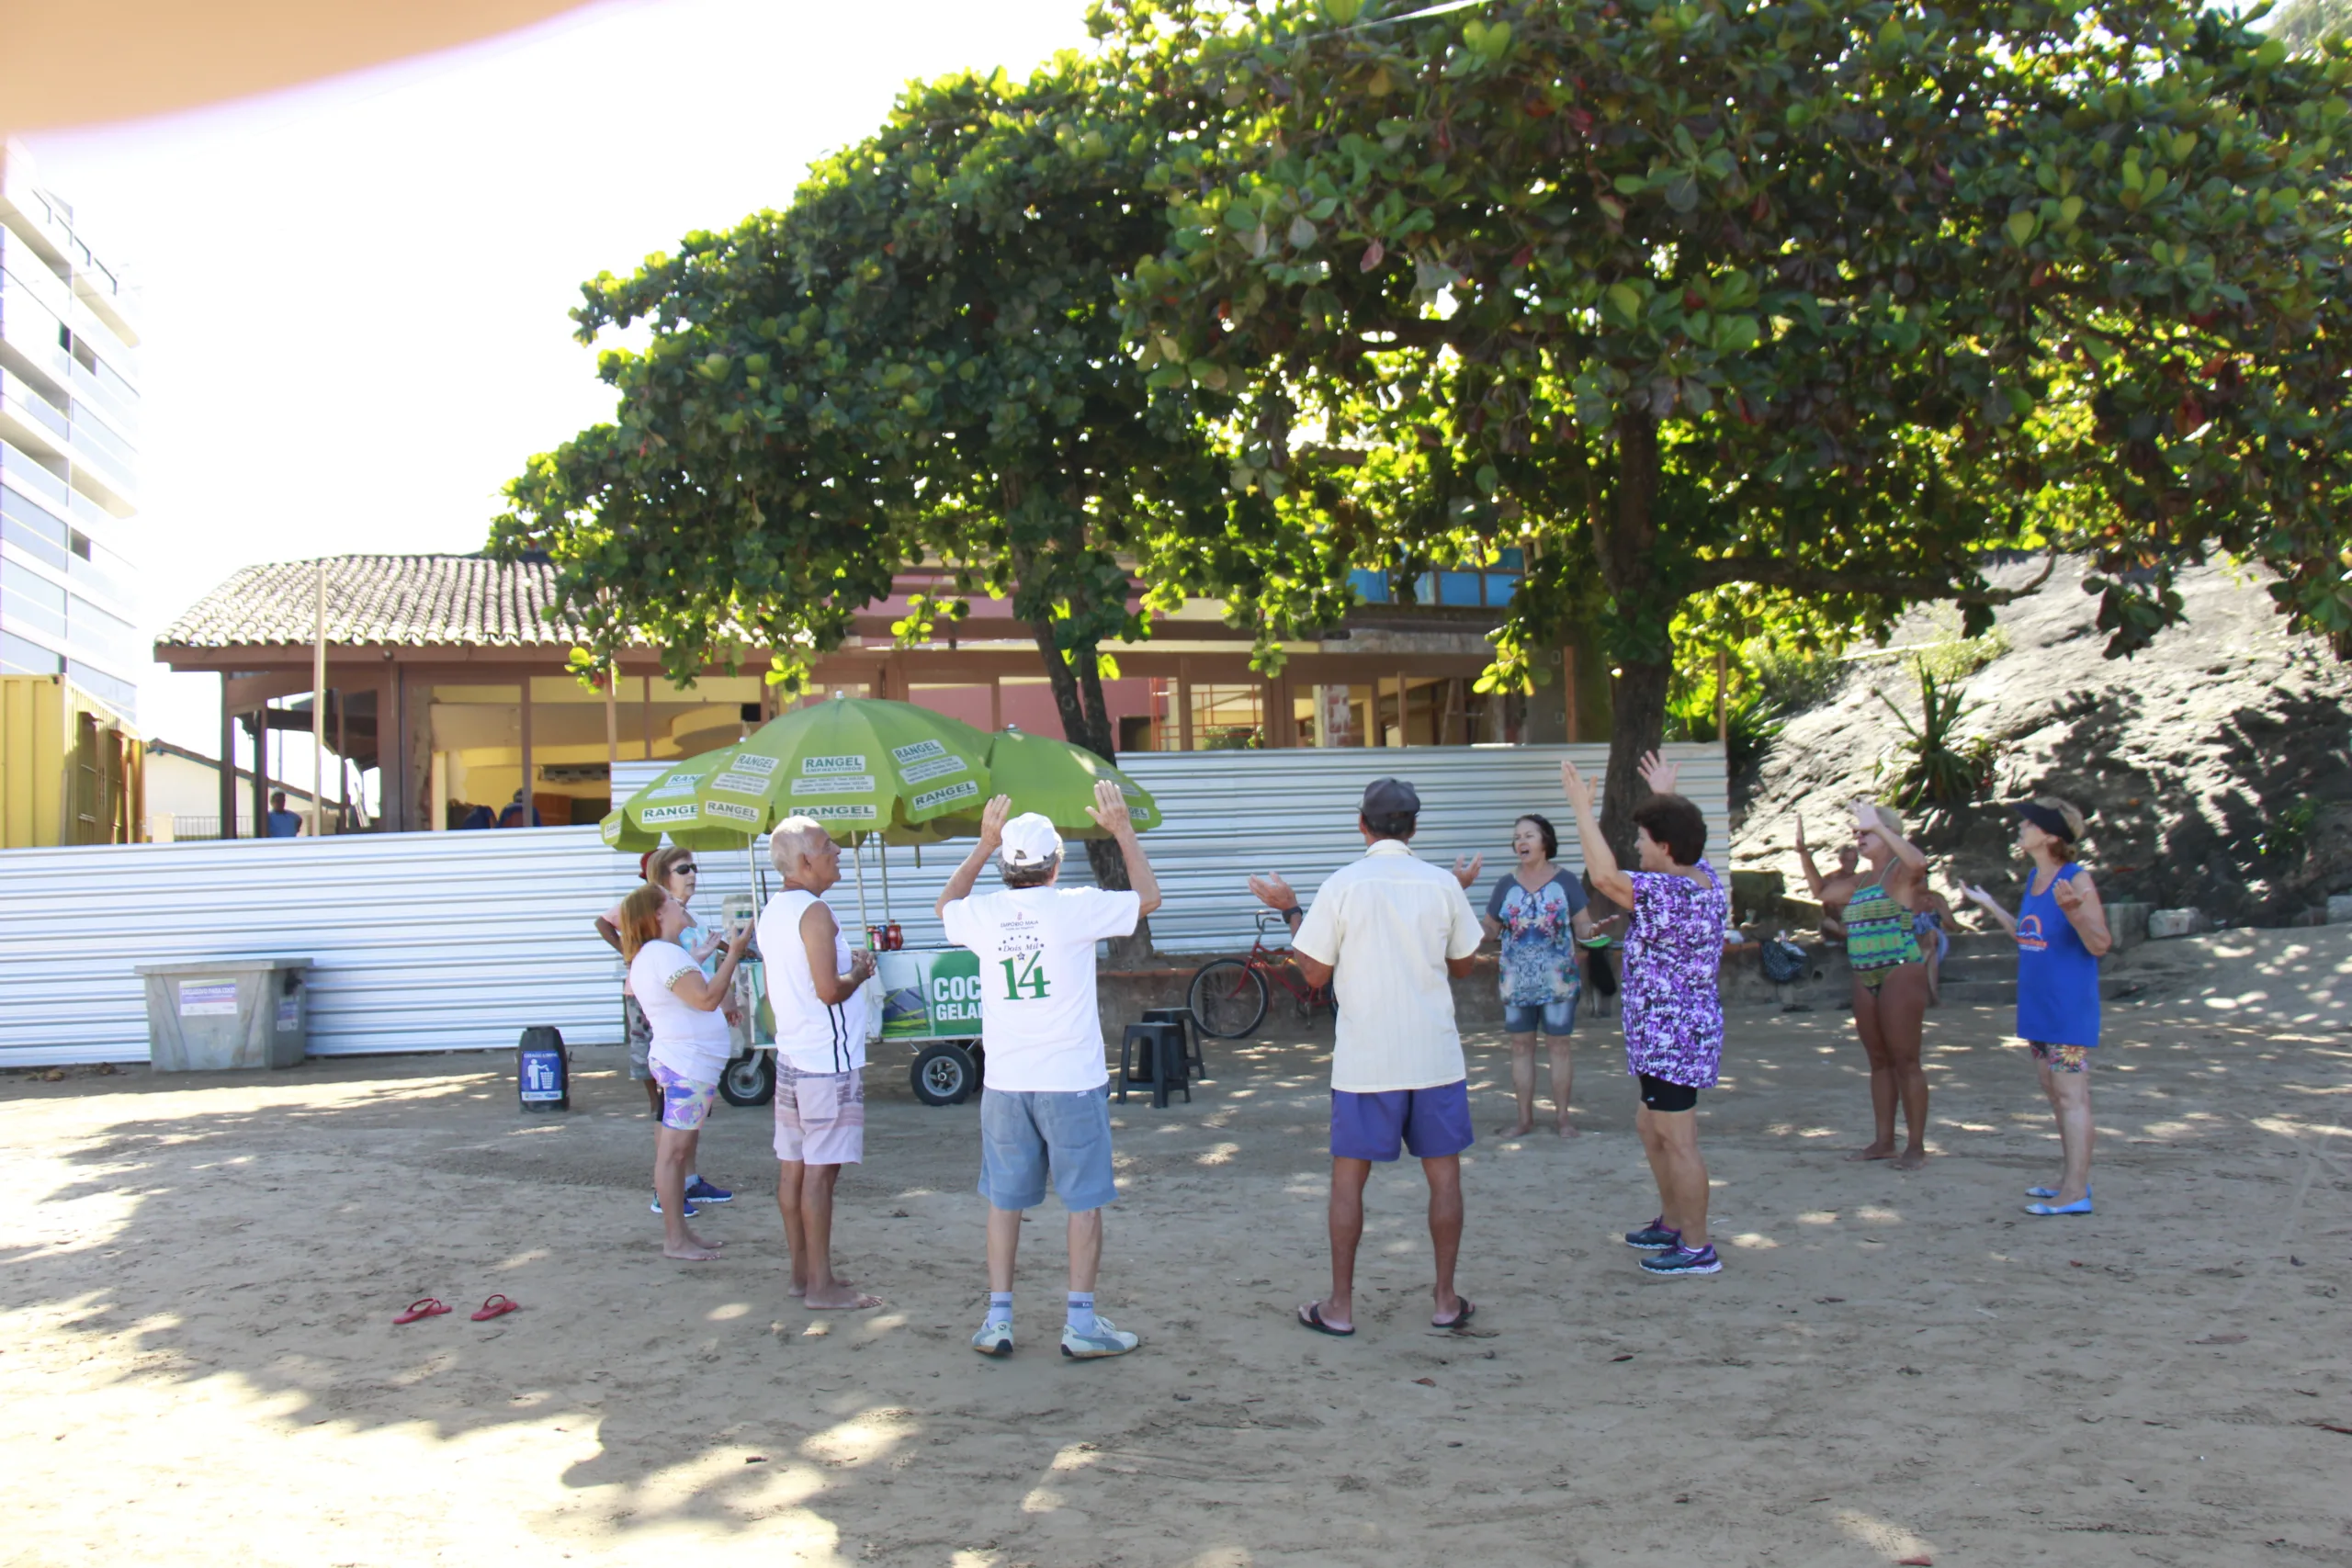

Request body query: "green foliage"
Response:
[1877, 668, 1998, 809]
[2274, 0, 2352, 49]
[2257, 796, 2320, 862]
[493, 46, 1240, 759]
[1109, 0, 2352, 821]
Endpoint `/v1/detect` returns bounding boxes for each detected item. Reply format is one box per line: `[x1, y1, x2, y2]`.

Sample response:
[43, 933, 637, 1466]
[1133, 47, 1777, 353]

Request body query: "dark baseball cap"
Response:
[1362, 777, 1420, 817]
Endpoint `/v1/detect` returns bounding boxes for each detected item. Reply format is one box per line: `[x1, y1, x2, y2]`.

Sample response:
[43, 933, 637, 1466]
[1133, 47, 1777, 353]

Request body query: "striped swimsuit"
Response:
[1845, 880, 1923, 987]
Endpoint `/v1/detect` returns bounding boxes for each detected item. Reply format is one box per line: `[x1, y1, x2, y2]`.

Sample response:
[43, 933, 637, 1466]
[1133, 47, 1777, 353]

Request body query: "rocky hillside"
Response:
[1735, 557, 2352, 927]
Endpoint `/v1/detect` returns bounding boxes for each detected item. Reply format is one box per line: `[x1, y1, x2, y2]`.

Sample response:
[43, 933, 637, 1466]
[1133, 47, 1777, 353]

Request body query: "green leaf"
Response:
[1288, 215, 1317, 249]
[2005, 211, 2039, 247]
[1606, 282, 1644, 323]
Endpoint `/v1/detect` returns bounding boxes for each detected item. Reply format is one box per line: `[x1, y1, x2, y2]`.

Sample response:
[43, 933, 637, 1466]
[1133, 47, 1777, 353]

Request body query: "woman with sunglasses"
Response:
[597, 846, 734, 1213]
[1840, 801, 1933, 1169]
[1963, 798, 2111, 1216]
[617, 883, 754, 1261]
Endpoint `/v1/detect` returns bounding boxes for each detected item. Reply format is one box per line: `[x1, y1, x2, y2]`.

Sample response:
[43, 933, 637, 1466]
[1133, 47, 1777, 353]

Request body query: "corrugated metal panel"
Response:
[628, 742, 1729, 955]
[0, 828, 639, 1067]
[0, 744, 1725, 1068]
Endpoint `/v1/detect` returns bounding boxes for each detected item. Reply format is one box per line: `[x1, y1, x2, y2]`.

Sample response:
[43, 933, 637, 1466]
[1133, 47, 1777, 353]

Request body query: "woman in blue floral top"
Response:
[1561, 752, 1733, 1278]
[1482, 814, 1599, 1136]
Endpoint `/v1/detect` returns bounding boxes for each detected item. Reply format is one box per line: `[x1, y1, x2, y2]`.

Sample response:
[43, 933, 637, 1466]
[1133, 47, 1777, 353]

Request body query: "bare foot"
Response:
[1894, 1146, 1928, 1170]
[804, 1282, 884, 1310]
[1554, 1120, 1580, 1138]
[682, 1227, 725, 1251]
[1845, 1143, 1896, 1163]
[663, 1240, 720, 1262]
[1496, 1119, 1535, 1138]
[787, 1281, 807, 1297]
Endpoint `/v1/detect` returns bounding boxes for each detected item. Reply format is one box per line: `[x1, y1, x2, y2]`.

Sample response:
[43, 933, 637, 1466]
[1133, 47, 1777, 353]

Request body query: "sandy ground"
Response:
[4, 978, 2349, 1566]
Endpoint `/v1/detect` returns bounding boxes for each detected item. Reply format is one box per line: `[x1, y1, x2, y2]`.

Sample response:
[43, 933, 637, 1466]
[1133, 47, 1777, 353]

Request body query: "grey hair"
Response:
[769, 816, 831, 877]
[1000, 851, 1061, 890]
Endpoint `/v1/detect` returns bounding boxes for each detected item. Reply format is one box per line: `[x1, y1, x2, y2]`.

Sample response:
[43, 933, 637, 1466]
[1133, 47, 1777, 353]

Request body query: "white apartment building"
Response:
[0, 140, 142, 720]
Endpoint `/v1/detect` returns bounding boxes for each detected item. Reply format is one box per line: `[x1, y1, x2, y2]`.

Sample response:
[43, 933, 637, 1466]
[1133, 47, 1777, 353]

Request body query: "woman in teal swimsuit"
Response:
[1841, 800, 1933, 1168]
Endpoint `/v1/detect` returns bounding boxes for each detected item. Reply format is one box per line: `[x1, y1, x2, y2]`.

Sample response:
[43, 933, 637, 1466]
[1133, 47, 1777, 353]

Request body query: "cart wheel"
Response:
[718, 1050, 775, 1108]
[1187, 959, 1268, 1039]
[911, 1043, 977, 1107]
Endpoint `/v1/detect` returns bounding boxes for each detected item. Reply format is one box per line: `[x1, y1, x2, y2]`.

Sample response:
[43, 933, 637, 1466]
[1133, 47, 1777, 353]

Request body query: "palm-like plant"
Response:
[1877, 667, 1996, 808]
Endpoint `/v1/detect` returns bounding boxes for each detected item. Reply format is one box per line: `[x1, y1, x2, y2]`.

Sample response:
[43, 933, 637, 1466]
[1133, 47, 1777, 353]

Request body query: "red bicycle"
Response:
[1187, 910, 1338, 1038]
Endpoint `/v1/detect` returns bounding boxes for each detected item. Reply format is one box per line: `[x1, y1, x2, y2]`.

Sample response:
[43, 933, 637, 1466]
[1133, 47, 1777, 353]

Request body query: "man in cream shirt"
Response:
[1250, 778, 1484, 1339]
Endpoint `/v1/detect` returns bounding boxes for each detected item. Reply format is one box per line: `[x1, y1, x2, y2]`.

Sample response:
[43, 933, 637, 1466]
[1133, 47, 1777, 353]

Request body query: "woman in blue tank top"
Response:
[1962, 797, 2112, 1216]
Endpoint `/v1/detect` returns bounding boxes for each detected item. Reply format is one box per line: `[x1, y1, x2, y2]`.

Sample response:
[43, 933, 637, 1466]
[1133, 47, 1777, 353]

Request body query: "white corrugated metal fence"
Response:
[0, 743, 1724, 1067]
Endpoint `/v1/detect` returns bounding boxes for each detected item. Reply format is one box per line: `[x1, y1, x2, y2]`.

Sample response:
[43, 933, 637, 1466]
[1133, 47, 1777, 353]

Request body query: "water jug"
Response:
[518, 1025, 569, 1112]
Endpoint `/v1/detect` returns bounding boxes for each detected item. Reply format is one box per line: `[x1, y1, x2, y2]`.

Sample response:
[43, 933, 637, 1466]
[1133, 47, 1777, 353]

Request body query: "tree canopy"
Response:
[1117, 0, 2352, 825]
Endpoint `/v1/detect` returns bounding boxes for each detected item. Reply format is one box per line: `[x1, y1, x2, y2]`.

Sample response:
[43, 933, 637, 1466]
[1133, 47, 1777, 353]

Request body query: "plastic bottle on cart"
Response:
[885, 922, 903, 951]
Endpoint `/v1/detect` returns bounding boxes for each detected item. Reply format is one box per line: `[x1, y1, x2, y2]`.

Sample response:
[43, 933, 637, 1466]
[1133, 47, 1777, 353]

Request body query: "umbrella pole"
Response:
[878, 838, 890, 925]
[852, 832, 870, 942]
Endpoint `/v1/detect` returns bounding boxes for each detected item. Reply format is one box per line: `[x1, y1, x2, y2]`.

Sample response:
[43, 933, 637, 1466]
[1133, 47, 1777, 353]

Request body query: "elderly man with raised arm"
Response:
[935, 780, 1161, 1360]
[756, 817, 882, 1310]
[1250, 777, 1486, 1338]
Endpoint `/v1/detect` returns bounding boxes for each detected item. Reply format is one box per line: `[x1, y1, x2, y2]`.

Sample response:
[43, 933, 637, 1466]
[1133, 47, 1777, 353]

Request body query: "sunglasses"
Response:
[672, 865, 699, 876]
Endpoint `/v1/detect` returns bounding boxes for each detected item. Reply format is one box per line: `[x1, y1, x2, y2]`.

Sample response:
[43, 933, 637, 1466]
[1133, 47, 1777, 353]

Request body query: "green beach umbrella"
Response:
[915, 725, 1162, 841]
[601, 694, 993, 852]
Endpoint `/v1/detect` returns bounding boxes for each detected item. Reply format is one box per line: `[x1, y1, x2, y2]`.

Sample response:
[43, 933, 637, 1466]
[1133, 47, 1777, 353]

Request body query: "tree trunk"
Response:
[1027, 617, 1154, 965]
[1592, 411, 1674, 865]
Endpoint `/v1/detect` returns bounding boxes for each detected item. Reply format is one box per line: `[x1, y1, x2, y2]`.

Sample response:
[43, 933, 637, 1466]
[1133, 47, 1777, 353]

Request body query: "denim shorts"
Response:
[1502, 996, 1577, 1035]
[1329, 1079, 1475, 1162]
[978, 1086, 1119, 1213]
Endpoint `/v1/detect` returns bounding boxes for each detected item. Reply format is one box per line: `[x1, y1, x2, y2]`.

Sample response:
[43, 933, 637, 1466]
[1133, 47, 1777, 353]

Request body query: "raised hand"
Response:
[1636, 750, 1679, 795]
[1793, 817, 1810, 856]
[2052, 877, 2084, 913]
[1961, 884, 1996, 908]
[1249, 872, 1299, 911]
[977, 793, 1013, 850]
[1560, 760, 1596, 812]
[1083, 777, 1133, 837]
[1451, 852, 1484, 889]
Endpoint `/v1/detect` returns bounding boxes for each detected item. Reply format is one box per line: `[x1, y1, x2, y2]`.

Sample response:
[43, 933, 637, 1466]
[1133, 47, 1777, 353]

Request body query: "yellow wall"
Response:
[0, 676, 144, 848]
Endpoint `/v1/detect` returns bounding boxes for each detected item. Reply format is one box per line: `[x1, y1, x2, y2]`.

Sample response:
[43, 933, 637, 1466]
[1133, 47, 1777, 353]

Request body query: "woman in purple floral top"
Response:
[1561, 752, 1731, 1278]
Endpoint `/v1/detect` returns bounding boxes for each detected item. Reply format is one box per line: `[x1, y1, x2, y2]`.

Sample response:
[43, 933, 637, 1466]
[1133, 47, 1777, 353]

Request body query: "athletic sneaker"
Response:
[1640, 1243, 1723, 1276]
[1623, 1217, 1681, 1250]
[971, 1321, 1014, 1358]
[684, 1177, 733, 1205]
[650, 1195, 702, 1218]
[1060, 1316, 1141, 1359]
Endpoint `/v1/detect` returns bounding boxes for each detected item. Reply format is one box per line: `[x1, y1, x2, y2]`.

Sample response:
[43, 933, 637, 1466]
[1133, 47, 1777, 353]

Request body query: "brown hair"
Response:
[617, 883, 670, 962]
[647, 845, 696, 888]
[1632, 794, 1707, 867]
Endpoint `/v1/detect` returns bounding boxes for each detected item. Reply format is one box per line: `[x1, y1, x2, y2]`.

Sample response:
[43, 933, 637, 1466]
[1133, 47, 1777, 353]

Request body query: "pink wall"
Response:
[905, 680, 1156, 738]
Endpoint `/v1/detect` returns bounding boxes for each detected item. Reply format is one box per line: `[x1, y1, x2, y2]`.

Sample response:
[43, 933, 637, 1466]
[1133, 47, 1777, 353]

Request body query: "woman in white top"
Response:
[618, 882, 752, 1262]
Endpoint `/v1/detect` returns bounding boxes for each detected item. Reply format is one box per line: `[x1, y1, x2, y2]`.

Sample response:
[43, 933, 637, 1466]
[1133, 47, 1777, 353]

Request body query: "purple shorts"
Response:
[1330, 1080, 1475, 1162]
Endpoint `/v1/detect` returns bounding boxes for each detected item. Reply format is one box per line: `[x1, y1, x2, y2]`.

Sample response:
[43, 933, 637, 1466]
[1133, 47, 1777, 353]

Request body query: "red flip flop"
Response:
[471, 1293, 521, 1322]
[394, 1297, 450, 1325]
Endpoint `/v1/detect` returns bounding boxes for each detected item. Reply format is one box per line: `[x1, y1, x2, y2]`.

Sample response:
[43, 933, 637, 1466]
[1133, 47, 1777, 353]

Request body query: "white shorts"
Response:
[775, 1061, 865, 1167]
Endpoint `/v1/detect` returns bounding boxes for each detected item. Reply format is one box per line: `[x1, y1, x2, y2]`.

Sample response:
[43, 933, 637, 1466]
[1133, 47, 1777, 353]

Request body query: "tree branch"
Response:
[1689, 549, 2057, 603]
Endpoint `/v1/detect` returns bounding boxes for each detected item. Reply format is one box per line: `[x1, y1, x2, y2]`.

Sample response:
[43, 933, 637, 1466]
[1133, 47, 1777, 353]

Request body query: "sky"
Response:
[21, 0, 1098, 786]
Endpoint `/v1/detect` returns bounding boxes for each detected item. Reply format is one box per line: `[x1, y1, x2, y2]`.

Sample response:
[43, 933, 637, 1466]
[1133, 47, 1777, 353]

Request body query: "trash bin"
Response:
[133, 958, 313, 1071]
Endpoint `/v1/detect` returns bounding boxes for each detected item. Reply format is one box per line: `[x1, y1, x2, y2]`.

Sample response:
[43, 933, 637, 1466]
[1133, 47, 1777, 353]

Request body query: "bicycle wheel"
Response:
[1188, 959, 1269, 1039]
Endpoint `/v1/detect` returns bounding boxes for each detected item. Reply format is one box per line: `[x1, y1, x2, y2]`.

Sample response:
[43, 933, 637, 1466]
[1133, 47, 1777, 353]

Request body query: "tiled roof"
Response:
[158, 555, 588, 649]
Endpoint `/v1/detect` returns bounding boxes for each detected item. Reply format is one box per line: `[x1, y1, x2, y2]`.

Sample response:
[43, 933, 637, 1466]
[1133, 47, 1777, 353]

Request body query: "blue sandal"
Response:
[2024, 1197, 2093, 1216]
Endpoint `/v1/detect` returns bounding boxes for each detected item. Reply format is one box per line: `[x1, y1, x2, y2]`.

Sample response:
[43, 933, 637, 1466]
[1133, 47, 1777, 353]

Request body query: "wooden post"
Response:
[248, 709, 267, 834]
[218, 677, 236, 839]
[604, 666, 618, 771]
[989, 675, 1002, 731]
[1715, 648, 1729, 745]
[641, 673, 653, 759]
[1564, 644, 1578, 742]
[334, 692, 347, 830]
[1177, 660, 1194, 751]
[1396, 670, 1410, 748]
[518, 672, 534, 826]
[311, 563, 328, 835]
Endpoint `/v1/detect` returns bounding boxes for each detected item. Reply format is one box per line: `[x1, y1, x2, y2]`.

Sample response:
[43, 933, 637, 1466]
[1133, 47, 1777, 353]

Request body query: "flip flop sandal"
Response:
[471, 1294, 522, 1321]
[394, 1298, 451, 1325]
[1297, 1302, 1354, 1337]
[1432, 1299, 1476, 1331]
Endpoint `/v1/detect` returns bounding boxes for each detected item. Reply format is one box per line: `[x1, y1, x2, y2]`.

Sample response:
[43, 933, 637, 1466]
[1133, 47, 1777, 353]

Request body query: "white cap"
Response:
[999, 812, 1063, 868]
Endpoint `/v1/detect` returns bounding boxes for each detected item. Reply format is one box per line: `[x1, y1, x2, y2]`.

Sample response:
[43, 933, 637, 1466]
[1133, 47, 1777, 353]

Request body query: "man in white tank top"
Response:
[756, 817, 882, 1310]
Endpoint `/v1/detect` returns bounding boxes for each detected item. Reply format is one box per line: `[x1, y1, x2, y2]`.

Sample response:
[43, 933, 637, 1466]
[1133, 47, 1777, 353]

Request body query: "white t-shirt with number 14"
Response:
[939, 886, 1141, 1092]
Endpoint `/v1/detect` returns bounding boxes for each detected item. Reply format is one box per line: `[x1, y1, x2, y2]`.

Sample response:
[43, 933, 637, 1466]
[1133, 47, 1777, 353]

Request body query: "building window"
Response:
[1350, 550, 1523, 609]
[1192, 684, 1262, 750]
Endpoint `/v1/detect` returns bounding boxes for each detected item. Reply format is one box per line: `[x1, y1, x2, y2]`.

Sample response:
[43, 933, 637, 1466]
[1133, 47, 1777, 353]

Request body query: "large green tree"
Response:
[1121, 0, 2352, 835]
[494, 50, 1236, 944]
